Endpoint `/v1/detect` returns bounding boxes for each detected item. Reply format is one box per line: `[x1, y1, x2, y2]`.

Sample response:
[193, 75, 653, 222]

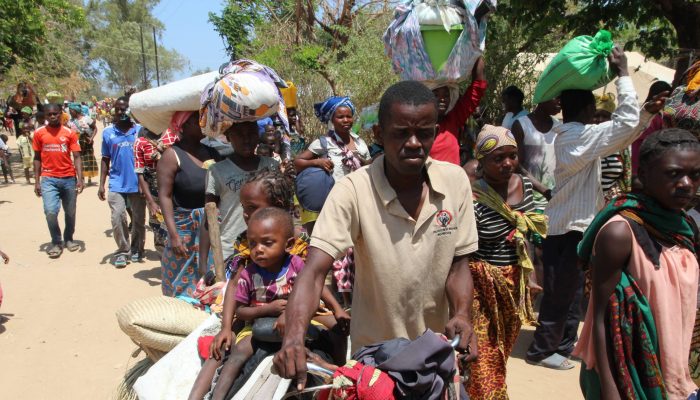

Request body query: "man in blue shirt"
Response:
[98, 96, 146, 268]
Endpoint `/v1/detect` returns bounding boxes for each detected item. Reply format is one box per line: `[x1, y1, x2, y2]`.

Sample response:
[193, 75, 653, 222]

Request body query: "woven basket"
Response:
[116, 296, 209, 361]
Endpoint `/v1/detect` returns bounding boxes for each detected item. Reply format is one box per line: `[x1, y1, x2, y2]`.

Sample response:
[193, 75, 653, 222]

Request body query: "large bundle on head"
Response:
[129, 71, 218, 134]
[199, 59, 288, 137]
[533, 30, 616, 104]
[662, 60, 700, 139]
[383, 0, 495, 83]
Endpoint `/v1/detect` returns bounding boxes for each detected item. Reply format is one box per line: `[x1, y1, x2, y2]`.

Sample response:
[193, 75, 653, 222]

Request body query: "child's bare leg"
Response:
[211, 336, 254, 400]
[313, 315, 347, 366]
[187, 357, 223, 400]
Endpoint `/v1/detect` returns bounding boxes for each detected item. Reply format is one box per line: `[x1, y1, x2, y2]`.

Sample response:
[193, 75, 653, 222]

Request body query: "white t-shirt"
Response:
[205, 157, 279, 259]
[501, 110, 529, 130]
[308, 133, 370, 182]
[517, 114, 561, 210]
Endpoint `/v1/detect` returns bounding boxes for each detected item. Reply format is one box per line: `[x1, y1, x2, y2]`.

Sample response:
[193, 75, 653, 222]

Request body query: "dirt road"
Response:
[0, 131, 581, 399]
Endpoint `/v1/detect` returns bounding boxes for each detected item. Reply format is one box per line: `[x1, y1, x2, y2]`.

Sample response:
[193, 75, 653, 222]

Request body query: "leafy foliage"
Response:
[85, 0, 187, 91]
[0, 0, 85, 76]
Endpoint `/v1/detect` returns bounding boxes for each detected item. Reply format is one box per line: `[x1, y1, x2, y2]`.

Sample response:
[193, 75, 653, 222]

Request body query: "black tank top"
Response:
[172, 145, 218, 209]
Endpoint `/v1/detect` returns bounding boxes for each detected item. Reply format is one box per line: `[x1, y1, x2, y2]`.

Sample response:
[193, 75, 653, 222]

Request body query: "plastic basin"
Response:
[421, 24, 463, 73]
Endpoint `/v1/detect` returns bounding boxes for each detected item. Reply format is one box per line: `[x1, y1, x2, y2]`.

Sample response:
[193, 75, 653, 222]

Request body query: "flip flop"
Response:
[526, 353, 575, 370]
[65, 241, 80, 252]
[47, 245, 63, 259]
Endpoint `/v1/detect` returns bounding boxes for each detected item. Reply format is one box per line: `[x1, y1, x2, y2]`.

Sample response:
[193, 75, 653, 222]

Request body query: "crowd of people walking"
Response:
[2, 41, 700, 400]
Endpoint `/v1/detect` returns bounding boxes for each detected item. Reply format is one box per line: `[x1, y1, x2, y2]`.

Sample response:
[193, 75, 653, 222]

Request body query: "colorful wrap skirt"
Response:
[161, 207, 213, 298]
[467, 260, 534, 400]
[78, 133, 98, 178]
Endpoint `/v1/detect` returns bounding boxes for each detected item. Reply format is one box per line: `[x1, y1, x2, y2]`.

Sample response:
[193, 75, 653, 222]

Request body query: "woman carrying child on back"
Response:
[468, 125, 546, 399]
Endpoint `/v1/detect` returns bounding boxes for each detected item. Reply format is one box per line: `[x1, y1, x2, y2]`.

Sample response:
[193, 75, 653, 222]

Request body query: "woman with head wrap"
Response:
[68, 102, 99, 184]
[467, 124, 546, 399]
[293, 95, 371, 233]
[425, 56, 487, 165]
[133, 112, 182, 256]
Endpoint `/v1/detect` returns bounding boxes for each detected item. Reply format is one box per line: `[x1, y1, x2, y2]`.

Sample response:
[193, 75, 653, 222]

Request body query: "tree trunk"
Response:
[657, 1, 700, 86]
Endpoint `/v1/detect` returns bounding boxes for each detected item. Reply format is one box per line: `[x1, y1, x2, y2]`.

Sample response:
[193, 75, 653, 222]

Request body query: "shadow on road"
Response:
[133, 266, 161, 287]
[39, 240, 87, 254]
[0, 313, 14, 335]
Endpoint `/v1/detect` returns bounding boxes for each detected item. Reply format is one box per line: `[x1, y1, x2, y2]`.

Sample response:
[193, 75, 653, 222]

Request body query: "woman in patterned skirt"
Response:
[468, 125, 546, 399]
[68, 103, 99, 184]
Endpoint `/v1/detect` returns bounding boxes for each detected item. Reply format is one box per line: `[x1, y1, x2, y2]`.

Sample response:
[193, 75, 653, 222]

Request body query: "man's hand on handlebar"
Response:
[274, 337, 309, 391]
[445, 314, 478, 363]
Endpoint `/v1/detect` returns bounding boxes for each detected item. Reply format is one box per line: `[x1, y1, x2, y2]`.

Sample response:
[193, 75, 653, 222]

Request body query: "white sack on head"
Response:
[129, 71, 217, 134]
[199, 59, 288, 137]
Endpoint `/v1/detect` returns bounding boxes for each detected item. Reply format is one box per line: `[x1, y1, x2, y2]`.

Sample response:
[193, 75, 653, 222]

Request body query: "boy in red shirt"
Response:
[426, 57, 487, 165]
[33, 103, 84, 258]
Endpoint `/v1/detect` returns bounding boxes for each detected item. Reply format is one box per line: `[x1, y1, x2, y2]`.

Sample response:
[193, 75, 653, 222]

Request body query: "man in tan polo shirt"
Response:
[274, 80, 480, 389]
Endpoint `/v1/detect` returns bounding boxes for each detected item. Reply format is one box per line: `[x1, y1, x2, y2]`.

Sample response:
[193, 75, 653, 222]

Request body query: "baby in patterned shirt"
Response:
[206, 207, 306, 398]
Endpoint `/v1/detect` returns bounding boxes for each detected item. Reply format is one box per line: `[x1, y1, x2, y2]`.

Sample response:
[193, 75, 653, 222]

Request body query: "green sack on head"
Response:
[533, 30, 615, 104]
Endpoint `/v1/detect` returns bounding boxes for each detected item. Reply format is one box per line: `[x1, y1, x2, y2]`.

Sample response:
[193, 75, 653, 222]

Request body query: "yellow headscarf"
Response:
[475, 124, 517, 159]
[595, 93, 616, 113]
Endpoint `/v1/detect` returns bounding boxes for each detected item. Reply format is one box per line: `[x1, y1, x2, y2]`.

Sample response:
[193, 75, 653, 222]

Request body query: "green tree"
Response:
[209, 1, 398, 140]
[501, 1, 699, 85]
[0, 0, 94, 99]
[0, 0, 85, 77]
[84, 0, 188, 92]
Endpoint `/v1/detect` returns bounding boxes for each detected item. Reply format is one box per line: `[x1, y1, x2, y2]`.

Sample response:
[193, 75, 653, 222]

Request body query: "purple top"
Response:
[235, 254, 305, 307]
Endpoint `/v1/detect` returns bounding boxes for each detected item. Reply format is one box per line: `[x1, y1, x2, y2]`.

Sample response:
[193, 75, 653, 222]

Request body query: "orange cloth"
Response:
[687, 60, 700, 93]
[574, 215, 699, 398]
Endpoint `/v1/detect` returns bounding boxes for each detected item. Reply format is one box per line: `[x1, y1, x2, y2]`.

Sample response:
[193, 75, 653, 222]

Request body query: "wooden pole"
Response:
[205, 202, 225, 282]
[152, 26, 160, 87]
[139, 25, 148, 88]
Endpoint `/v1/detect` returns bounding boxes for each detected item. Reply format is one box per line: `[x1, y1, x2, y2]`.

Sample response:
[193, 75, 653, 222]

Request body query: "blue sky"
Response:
[152, 0, 229, 81]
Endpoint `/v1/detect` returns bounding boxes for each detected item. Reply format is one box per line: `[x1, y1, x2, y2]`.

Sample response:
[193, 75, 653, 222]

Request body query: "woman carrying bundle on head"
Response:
[468, 125, 545, 399]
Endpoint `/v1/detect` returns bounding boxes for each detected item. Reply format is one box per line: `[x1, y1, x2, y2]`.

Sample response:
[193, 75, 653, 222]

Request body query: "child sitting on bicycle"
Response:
[202, 207, 346, 400]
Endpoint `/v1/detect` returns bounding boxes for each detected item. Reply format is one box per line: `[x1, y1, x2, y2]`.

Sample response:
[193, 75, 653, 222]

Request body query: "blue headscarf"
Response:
[256, 117, 274, 135]
[68, 103, 82, 114]
[314, 96, 355, 124]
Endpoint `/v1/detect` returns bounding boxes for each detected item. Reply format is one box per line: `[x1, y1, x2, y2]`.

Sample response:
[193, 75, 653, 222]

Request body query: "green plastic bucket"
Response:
[421, 24, 463, 73]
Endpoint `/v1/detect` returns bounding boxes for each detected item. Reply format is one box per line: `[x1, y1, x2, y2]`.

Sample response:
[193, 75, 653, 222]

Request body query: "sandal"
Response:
[65, 241, 80, 252]
[526, 353, 575, 370]
[113, 254, 128, 269]
[47, 244, 63, 259]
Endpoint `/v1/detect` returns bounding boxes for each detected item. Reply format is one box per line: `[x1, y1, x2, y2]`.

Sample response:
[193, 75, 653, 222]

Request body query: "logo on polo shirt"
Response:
[436, 210, 453, 227]
[434, 210, 457, 237]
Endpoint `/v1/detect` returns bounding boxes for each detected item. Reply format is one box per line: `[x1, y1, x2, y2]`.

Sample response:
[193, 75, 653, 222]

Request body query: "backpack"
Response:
[295, 136, 335, 213]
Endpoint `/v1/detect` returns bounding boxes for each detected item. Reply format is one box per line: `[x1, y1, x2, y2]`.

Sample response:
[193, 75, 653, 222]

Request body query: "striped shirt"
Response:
[473, 175, 535, 266]
[545, 76, 653, 235]
[600, 152, 624, 192]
